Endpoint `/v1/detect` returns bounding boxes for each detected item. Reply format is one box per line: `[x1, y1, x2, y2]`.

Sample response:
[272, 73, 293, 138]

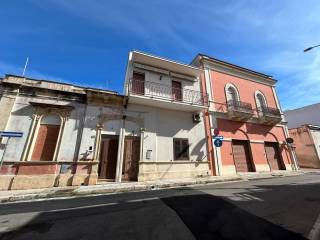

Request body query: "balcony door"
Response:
[132, 72, 145, 95]
[172, 80, 182, 101]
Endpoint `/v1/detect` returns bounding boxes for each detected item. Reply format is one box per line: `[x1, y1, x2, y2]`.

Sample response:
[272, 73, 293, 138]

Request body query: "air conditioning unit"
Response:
[193, 113, 201, 123]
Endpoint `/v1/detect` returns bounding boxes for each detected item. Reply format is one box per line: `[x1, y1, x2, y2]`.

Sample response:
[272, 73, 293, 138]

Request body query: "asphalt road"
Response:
[1, 173, 320, 240]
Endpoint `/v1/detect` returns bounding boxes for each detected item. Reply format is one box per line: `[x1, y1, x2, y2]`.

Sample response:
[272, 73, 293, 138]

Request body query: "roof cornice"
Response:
[201, 58, 276, 86]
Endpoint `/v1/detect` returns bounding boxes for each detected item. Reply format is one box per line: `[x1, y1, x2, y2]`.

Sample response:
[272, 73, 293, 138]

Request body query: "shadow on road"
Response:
[162, 193, 306, 240]
[1, 180, 319, 240]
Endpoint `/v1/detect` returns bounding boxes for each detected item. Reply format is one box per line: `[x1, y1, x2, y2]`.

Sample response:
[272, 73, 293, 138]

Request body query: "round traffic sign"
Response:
[214, 138, 223, 147]
[213, 128, 220, 136]
[286, 137, 294, 144]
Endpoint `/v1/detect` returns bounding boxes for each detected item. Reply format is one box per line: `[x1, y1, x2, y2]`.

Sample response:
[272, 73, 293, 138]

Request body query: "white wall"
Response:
[1, 96, 33, 162]
[127, 103, 207, 162]
[1, 96, 84, 162]
[285, 103, 320, 128]
[311, 129, 320, 160]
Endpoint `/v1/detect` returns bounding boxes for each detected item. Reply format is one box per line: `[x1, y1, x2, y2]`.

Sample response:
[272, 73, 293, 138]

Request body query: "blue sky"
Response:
[0, 0, 319, 110]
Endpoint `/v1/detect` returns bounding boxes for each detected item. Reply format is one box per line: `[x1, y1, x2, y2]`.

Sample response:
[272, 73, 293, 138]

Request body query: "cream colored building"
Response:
[0, 50, 211, 190]
[124, 51, 210, 181]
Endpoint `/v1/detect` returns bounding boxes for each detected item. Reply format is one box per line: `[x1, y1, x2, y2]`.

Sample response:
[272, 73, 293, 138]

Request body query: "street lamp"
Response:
[304, 44, 320, 52]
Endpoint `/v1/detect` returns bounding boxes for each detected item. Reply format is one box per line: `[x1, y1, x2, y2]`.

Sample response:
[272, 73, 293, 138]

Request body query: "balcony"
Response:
[128, 78, 208, 111]
[227, 100, 254, 121]
[257, 106, 282, 125]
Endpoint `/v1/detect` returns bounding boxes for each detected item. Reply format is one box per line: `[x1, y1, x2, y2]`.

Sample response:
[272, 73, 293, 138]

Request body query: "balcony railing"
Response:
[128, 78, 208, 106]
[258, 106, 282, 124]
[227, 100, 254, 113]
[258, 106, 281, 117]
[226, 100, 254, 120]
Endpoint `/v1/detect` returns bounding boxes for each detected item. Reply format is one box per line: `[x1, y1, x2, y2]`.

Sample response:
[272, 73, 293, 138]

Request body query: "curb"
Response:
[0, 171, 306, 203]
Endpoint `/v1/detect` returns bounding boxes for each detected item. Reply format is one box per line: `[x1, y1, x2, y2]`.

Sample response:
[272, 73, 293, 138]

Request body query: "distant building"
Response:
[285, 104, 320, 168]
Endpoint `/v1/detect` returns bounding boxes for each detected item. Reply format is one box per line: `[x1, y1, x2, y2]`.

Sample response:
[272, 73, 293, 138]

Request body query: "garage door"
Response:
[232, 140, 254, 172]
[264, 142, 284, 170]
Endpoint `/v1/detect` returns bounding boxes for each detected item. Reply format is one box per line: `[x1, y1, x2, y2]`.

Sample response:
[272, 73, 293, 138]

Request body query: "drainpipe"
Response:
[283, 125, 299, 170]
[199, 57, 217, 176]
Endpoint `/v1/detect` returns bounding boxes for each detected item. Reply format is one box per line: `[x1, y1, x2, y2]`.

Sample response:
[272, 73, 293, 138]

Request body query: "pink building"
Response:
[285, 103, 320, 168]
[288, 125, 320, 168]
[192, 55, 298, 175]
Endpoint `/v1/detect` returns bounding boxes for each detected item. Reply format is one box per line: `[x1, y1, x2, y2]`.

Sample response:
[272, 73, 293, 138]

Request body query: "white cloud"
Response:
[26, 0, 320, 109]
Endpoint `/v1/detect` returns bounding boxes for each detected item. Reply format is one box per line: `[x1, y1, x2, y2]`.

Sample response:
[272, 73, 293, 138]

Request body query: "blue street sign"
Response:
[214, 138, 223, 147]
[0, 131, 23, 138]
[213, 135, 224, 140]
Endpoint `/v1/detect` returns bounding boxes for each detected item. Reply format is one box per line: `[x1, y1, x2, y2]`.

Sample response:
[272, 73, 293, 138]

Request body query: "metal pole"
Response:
[0, 137, 10, 168]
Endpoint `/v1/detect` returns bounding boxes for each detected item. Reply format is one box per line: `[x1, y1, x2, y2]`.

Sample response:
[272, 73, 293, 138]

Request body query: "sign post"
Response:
[212, 128, 223, 176]
[0, 131, 23, 167]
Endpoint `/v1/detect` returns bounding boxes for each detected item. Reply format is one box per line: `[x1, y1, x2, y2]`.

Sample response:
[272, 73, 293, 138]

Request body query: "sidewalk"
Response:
[0, 170, 305, 203]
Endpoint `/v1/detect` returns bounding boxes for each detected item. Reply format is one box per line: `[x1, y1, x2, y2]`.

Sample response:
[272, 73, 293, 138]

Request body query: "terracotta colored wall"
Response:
[289, 127, 320, 168]
[211, 70, 277, 116]
[17, 164, 58, 175]
[217, 119, 291, 166]
[250, 143, 268, 165]
[217, 119, 286, 142]
[220, 141, 234, 165]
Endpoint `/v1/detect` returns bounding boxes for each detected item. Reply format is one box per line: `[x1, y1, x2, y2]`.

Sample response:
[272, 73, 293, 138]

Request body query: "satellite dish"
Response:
[286, 137, 294, 144]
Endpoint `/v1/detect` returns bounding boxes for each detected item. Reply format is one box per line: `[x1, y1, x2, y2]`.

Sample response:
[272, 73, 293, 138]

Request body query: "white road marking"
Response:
[127, 197, 159, 202]
[46, 202, 118, 213]
[309, 212, 320, 240]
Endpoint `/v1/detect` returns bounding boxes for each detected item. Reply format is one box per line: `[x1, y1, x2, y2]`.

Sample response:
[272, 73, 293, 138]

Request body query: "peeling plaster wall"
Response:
[1, 95, 85, 162]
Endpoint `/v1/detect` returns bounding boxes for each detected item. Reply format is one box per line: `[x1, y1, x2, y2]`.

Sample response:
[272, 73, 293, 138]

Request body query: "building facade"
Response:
[0, 75, 145, 190]
[192, 54, 298, 175]
[0, 51, 298, 191]
[124, 51, 210, 181]
[285, 103, 320, 168]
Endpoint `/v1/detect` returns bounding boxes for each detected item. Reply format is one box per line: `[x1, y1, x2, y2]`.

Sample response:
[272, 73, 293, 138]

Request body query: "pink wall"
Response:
[289, 127, 320, 168]
[211, 70, 277, 116]
[217, 119, 287, 142]
[217, 119, 292, 166]
[250, 143, 268, 165]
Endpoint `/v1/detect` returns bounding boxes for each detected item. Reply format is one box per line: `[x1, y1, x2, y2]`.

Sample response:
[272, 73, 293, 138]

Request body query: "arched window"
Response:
[225, 83, 240, 103]
[31, 114, 61, 161]
[255, 91, 267, 111]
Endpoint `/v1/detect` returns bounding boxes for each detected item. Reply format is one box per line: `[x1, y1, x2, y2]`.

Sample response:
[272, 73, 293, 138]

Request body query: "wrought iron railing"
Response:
[227, 100, 253, 114]
[258, 106, 281, 117]
[128, 78, 208, 106]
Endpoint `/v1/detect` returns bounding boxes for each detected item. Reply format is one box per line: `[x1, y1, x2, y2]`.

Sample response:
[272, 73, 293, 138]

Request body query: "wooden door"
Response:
[98, 137, 119, 179]
[232, 140, 254, 172]
[122, 136, 140, 181]
[265, 142, 284, 171]
[132, 72, 145, 95]
[31, 125, 60, 161]
[172, 81, 182, 101]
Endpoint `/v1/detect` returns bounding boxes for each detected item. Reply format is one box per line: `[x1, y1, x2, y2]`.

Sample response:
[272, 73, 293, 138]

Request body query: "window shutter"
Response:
[181, 140, 189, 159]
[174, 139, 181, 160]
[173, 138, 189, 160]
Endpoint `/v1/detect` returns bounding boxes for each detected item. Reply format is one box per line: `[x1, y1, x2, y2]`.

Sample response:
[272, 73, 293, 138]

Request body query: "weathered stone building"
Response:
[0, 75, 137, 190]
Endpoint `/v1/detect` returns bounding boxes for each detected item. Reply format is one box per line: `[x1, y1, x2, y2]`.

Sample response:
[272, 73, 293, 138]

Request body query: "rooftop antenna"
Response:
[22, 57, 29, 77]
